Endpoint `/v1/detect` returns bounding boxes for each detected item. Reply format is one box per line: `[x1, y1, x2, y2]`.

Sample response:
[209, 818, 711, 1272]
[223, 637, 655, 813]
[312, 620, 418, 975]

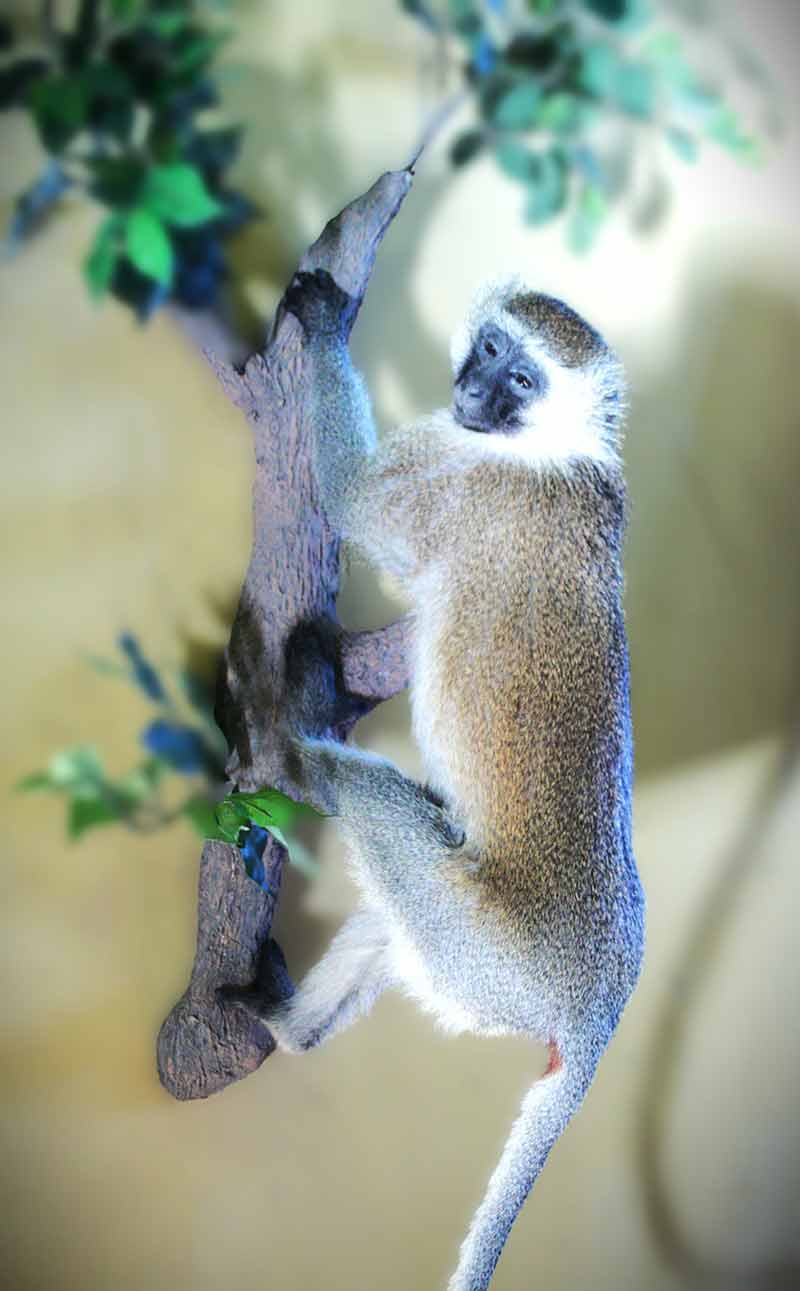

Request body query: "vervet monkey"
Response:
[270, 268, 645, 1291]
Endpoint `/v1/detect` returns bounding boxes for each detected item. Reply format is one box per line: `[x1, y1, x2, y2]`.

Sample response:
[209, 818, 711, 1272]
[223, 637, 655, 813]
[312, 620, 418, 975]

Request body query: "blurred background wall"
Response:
[1, 2, 799, 1289]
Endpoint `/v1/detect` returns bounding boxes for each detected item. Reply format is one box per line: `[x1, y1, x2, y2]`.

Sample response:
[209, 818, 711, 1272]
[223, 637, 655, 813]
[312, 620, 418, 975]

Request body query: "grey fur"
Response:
[275, 270, 645, 1291]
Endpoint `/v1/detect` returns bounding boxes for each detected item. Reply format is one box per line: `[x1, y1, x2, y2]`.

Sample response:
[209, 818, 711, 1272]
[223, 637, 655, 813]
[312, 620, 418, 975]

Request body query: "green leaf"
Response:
[48, 746, 104, 792]
[214, 797, 252, 844]
[495, 140, 538, 180]
[535, 91, 587, 135]
[584, 0, 626, 13]
[582, 0, 646, 23]
[212, 785, 324, 878]
[15, 771, 54, 793]
[524, 148, 568, 224]
[570, 143, 606, 186]
[182, 795, 223, 840]
[27, 74, 87, 153]
[614, 62, 655, 117]
[124, 208, 173, 286]
[171, 31, 230, 80]
[665, 127, 698, 164]
[68, 795, 121, 840]
[82, 652, 129, 677]
[233, 787, 324, 830]
[400, 0, 441, 30]
[141, 163, 223, 228]
[84, 215, 121, 300]
[581, 46, 655, 118]
[567, 183, 608, 254]
[672, 79, 721, 121]
[490, 80, 542, 131]
[262, 822, 289, 850]
[643, 29, 687, 80]
[118, 759, 167, 803]
[450, 129, 485, 168]
[447, 0, 481, 36]
[83, 61, 135, 144]
[707, 105, 759, 159]
[88, 156, 146, 208]
[578, 42, 618, 98]
[506, 32, 562, 77]
[141, 10, 193, 39]
[527, 0, 560, 14]
[212, 786, 325, 846]
[110, 0, 144, 16]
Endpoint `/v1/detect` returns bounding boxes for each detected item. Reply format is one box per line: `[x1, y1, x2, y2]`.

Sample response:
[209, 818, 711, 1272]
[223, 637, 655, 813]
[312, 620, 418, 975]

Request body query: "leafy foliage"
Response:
[1, 1, 252, 317]
[17, 631, 321, 882]
[1, 0, 772, 303]
[406, 0, 767, 252]
[125, 206, 174, 284]
[213, 786, 325, 891]
[17, 741, 168, 840]
[17, 632, 226, 838]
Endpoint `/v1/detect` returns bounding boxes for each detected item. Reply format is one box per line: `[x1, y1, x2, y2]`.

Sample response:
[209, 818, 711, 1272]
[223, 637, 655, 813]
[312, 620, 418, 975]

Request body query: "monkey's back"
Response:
[408, 457, 644, 1034]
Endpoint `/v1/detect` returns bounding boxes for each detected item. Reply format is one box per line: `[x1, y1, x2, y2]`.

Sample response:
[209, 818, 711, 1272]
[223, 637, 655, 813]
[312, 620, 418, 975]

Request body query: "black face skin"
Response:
[453, 323, 548, 435]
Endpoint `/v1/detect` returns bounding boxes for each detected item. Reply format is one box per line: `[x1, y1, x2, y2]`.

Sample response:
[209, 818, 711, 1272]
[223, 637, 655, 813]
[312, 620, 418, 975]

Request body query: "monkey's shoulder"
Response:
[449, 456, 626, 571]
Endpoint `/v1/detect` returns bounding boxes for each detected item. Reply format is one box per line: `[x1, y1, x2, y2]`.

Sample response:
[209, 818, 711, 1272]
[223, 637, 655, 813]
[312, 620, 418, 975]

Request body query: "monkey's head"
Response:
[450, 276, 625, 467]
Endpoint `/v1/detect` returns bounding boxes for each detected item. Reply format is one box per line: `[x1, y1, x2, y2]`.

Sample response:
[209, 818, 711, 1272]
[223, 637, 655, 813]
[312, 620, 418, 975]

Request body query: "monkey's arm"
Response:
[285, 269, 440, 575]
[285, 270, 378, 534]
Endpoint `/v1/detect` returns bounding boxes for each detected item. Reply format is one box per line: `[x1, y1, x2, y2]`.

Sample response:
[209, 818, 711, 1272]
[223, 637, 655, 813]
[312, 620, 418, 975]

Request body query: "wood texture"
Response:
[157, 169, 414, 1100]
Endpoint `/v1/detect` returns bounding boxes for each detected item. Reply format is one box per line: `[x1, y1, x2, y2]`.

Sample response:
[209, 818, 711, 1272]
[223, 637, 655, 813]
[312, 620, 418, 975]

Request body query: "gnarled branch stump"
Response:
[157, 168, 414, 1101]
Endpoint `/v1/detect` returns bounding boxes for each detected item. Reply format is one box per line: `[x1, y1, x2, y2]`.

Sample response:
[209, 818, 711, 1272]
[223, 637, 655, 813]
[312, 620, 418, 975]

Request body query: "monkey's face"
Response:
[453, 324, 546, 436]
[449, 277, 625, 469]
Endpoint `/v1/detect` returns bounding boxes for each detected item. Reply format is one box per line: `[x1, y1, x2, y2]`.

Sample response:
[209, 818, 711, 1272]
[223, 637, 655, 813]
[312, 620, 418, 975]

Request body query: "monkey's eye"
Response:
[512, 373, 532, 390]
[484, 340, 498, 357]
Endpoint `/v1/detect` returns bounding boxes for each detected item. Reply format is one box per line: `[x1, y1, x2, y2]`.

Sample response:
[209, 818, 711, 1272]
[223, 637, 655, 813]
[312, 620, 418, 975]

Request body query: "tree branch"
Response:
[168, 295, 256, 370]
[340, 617, 413, 702]
[157, 168, 415, 1101]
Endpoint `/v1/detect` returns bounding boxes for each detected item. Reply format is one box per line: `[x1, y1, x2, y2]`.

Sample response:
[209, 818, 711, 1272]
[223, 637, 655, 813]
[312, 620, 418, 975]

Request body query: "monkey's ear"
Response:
[449, 273, 530, 376]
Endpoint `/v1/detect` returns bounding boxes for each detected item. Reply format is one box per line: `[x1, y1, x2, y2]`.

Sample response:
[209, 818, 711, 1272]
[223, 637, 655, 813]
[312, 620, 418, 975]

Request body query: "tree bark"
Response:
[157, 168, 415, 1101]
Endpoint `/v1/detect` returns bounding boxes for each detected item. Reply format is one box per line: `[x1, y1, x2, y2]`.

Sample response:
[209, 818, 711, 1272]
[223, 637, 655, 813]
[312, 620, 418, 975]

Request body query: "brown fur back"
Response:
[428, 456, 631, 947]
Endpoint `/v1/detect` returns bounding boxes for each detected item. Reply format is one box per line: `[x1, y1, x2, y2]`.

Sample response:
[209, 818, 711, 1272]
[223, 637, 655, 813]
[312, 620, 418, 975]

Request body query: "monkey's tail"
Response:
[447, 1045, 596, 1291]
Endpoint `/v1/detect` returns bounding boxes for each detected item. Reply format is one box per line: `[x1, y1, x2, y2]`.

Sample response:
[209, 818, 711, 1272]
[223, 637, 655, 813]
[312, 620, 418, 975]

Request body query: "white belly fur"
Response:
[388, 925, 479, 1036]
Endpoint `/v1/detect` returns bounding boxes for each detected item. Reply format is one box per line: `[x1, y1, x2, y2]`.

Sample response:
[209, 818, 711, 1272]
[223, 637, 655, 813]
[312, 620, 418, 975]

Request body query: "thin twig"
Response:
[406, 88, 469, 171]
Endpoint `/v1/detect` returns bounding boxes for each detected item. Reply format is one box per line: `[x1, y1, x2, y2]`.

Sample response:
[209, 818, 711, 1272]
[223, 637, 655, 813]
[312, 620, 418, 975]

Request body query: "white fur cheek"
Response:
[511, 355, 616, 472]
[529, 362, 594, 450]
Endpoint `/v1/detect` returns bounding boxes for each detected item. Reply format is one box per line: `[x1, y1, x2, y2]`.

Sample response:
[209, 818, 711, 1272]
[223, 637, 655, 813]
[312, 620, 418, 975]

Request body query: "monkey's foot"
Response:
[216, 937, 295, 1025]
[284, 268, 358, 339]
[283, 619, 369, 744]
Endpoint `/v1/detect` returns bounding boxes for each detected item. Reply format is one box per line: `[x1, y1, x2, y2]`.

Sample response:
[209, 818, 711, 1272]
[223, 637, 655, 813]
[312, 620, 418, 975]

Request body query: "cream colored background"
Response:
[2, 2, 799, 1289]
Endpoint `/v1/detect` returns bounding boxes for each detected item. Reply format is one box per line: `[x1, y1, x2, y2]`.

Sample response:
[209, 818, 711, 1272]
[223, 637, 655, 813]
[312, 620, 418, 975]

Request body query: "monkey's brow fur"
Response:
[274, 270, 645, 1291]
[507, 290, 608, 369]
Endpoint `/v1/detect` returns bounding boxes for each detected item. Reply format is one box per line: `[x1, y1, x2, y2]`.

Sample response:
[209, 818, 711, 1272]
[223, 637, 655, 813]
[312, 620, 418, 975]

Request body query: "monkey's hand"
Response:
[284, 268, 359, 339]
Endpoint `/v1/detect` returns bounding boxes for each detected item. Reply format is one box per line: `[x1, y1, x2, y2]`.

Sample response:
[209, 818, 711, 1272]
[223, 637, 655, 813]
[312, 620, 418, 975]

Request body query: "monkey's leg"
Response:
[267, 906, 392, 1054]
[288, 735, 466, 864]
